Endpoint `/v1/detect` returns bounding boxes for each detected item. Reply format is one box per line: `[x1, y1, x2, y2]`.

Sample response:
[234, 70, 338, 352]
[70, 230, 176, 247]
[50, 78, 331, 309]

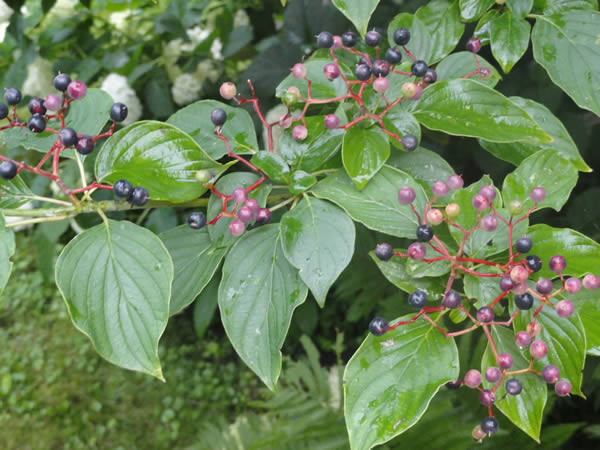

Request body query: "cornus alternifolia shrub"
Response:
[1, 0, 600, 448]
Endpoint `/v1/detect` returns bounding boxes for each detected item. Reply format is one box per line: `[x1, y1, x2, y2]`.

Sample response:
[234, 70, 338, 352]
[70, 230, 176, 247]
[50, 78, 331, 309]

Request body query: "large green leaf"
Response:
[55, 220, 173, 379]
[415, 0, 465, 63]
[0, 213, 15, 295]
[344, 315, 459, 450]
[480, 97, 591, 171]
[193, 275, 220, 338]
[331, 0, 379, 36]
[412, 79, 552, 144]
[382, 110, 421, 152]
[276, 58, 350, 100]
[386, 13, 433, 64]
[311, 166, 427, 238]
[0, 175, 34, 208]
[532, 11, 600, 116]
[167, 100, 258, 159]
[342, 125, 390, 190]
[489, 11, 531, 73]
[543, 0, 598, 14]
[459, 0, 495, 22]
[567, 289, 600, 355]
[507, 0, 534, 16]
[280, 197, 355, 307]
[95, 121, 225, 203]
[218, 225, 308, 390]
[502, 149, 578, 212]
[159, 225, 227, 315]
[481, 326, 547, 441]
[435, 52, 502, 88]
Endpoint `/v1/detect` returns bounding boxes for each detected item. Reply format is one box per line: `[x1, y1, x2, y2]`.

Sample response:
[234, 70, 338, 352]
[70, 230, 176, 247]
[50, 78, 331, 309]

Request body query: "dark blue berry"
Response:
[28, 97, 46, 115]
[514, 293, 534, 310]
[113, 179, 133, 199]
[369, 317, 389, 336]
[316, 31, 334, 48]
[59, 127, 78, 147]
[423, 69, 437, 84]
[355, 64, 371, 81]
[445, 379, 461, 389]
[0, 161, 17, 180]
[416, 224, 434, 242]
[0, 103, 8, 120]
[375, 243, 393, 261]
[515, 237, 532, 253]
[393, 28, 411, 46]
[408, 289, 428, 309]
[411, 60, 428, 77]
[505, 378, 522, 396]
[110, 102, 128, 122]
[480, 416, 499, 435]
[365, 30, 381, 47]
[358, 56, 373, 66]
[76, 135, 94, 155]
[385, 48, 403, 65]
[188, 212, 207, 229]
[371, 60, 390, 77]
[526, 255, 542, 273]
[211, 108, 227, 126]
[129, 186, 150, 206]
[54, 73, 72, 92]
[27, 114, 46, 133]
[402, 134, 418, 151]
[341, 31, 357, 47]
[4, 88, 22, 106]
[443, 290, 462, 309]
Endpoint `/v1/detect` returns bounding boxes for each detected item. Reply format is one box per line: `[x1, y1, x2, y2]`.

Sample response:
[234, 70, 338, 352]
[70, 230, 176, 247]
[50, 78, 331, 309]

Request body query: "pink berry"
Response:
[292, 63, 306, 79]
[279, 114, 292, 129]
[549, 255, 566, 273]
[497, 353, 513, 370]
[292, 125, 308, 141]
[464, 369, 482, 388]
[67, 80, 87, 99]
[237, 206, 254, 223]
[445, 203, 460, 218]
[583, 274, 600, 290]
[485, 366, 501, 383]
[323, 63, 340, 81]
[44, 94, 61, 111]
[556, 299, 574, 318]
[527, 321, 541, 337]
[427, 208, 444, 226]
[542, 365, 560, 384]
[555, 379, 572, 396]
[332, 35, 343, 49]
[408, 242, 426, 260]
[219, 82, 237, 100]
[373, 77, 389, 93]
[472, 425, 486, 441]
[398, 187, 416, 205]
[432, 181, 449, 197]
[530, 340, 548, 359]
[536, 278, 553, 295]
[231, 187, 248, 204]
[515, 331, 532, 348]
[530, 186, 546, 203]
[479, 389, 495, 406]
[479, 185, 497, 202]
[565, 277, 582, 294]
[478, 67, 492, 80]
[287, 86, 301, 98]
[472, 193, 490, 211]
[229, 219, 245, 236]
[412, 84, 423, 100]
[324, 114, 340, 129]
[512, 281, 529, 295]
[245, 198, 259, 214]
[482, 214, 498, 232]
[446, 174, 464, 190]
[510, 265, 529, 284]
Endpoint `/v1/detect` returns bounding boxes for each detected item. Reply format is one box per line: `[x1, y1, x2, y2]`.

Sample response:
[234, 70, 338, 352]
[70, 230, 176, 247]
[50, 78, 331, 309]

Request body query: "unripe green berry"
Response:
[195, 170, 212, 184]
[401, 82, 418, 98]
[508, 199, 524, 216]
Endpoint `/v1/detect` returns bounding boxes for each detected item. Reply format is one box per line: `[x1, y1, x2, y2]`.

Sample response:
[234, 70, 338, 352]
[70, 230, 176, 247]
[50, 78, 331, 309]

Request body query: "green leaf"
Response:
[382, 111, 421, 151]
[412, 79, 552, 144]
[435, 52, 502, 88]
[331, 0, 379, 36]
[193, 275, 220, 338]
[0, 213, 15, 295]
[463, 268, 504, 308]
[474, 9, 499, 45]
[567, 289, 600, 355]
[543, 0, 598, 14]
[311, 166, 427, 238]
[459, 0, 495, 22]
[159, 225, 227, 315]
[481, 326, 547, 442]
[167, 100, 258, 159]
[0, 175, 33, 208]
[532, 11, 600, 117]
[280, 197, 355, 306]
[415, 0, 465, 63]
[251, 151, 290, 184]
[95, 121, 225, 203]
[289, 170, 317, 194]
[342, 125, 390, 190]
[507, 0, 534, 16]
[344, 315, 459, 450]
[55, 220, 173, 379]
[218, 225, 308, 390]
[489, 11, 531, 73]
[480, 97, 591, 171]
[406, 244, 451, 278]
[387, 13, 433, 64]
[276, 58, 350, 100]
[501, 149, 578, 212]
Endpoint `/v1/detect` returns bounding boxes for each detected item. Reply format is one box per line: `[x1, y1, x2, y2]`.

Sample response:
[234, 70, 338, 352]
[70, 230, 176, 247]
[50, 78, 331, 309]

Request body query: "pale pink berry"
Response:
[237, 206, 254, 223]
[446, 174, 464, 190]
[542, 365, 560, 384]
[515, 331, 532, 348]
[412, 84, 423, 100]
[44, 94, 61, 111]
[565, 277, 582, 294]
[332, 35, 343, 49]
[482, 214, 498, 232]
[556, 300, 574, 318]
[555, 379, 572, 396]
[324, 114, 340, 129]
[219, 82, 237, 100]
[549, 255, 566, 273]
[408, 242, 426, 260]
[464, 369, 482, 388]
[527, 321, 542, 337]
[530, 186, 546, 203]
[292, 63, 306, 79]
[445, 203, 460, 218]
[472, 193, 490, 211]
[512, 281, 529, 295]
[231, 187, 248, 204]
[323, 63, 340, 81]
[432, 181, 449, 197]
[373, 77, 389, 93]
[292, 125, 308, 141]
[427, 208, 444, 226]
[510, 265, 529, 284]
[398, 187, 416, 205]
[67, 80, 87, 99]
[229, 219, 245, 236]
[245, 198, 259, 214]
[530, 340, 548, 359]
[287, 86, 301, 98]
[583, 274, 600, 290]
[279, 114, 292, 129]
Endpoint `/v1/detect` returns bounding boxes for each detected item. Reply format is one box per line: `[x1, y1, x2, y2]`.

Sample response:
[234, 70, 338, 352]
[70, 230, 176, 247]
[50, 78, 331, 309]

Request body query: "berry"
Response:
[232, 187, 248, 204]
[398, 187, 416, 205]
[365, 30, 381, 47]
[291, 63, 306, 79]
[505, 379, 522, 396]
[53, 73, 72, 92]
[427, 208, 444, 226]
[245, 198, 260, 214]
[113, 179, 133, 199]
[211, 108, 227, 126]
[515, 331, 532, 348]
[401, 134, 418, 151]
[408, 289, 428, 309]
[28, 97, 46, 115]
[393, 28, 411, 46]
[498, 353, 513, 370]
[515, 293, 534, 310]
[527, 321, 542, 337]
[129, 186, 150, 206]
[472, 193, 490, 211]
[479, 389, 495, 406]
[316, 31, 334, 48]
[432, 181, 449, 197]
[358, 56, 373, 66]
[332, 35, 343, 49]
[369, 317, 389, 336]
[195, 170, 212, 184]
[500, 275, 515, 292]
[59, 127, 78, 147]
[237, 206, 254, 223]
[0, 161, 17, 180]
[515, 236, 533, 253]
[472, 425, 486, 441]
[510, 265, 529, 284]
[446, 174, 464, 190]
[110, 102, 128, 122]
[482, 214, 498, 232]
[423, 69, 437, 84]
[512, 281, 529, 295]
[549, 255, 566, 273]
[375, 243, 394, 261]
[445, 379, 461, 389]
[385, 48, 402, 64]
[442, 290, 462, 309]
[401, 82, 418, 98]
[76, 135, 94, 155]
[466, 37, 482, 53]
[583, 274, 600, 290]
[341, 31, 357, 47]
[556, 299, 574, 318]
[0, 103, 8, 120]
[530, 340, 548, 359]
[542, 365, 560, 384]
[526, 255, 543, 273]
[27, 114, 46, 133]
[555, 379, 572, 397]
[480, 417, 499, 436]
[4, 88, 21, 105]
[530, 186, 546, 203]
[536, 278, 553, 295]
[408, 242, 426, 260]
[565, 277, 582, 294]
[324, 114, 340, 129]
[67, 80, 87, 99]
[416, 224, 434, 242]
[187, 212, 206, 229]
[479, 67, 493, 80]
[464, 369, 482, 388]
[282, 89, 299, 107]
[44, 94, 61, 111]
[355, 64, 371, 81]
[477, 307, 494, 323]
[292, 125, 308, 141]
[485, 366, 501, 383]
[373, 77, 389, 93]
[479, 185, 496, 202]
[255, 208, 272, 225]
[445, 203, 460, 217]
[507, 199, 524, 216]
[229, 219, 245, 236]
[279, 114, 292, 129]
[411, 85, 423, 101]
[411, 60, 428, 77]
[371, 60, 390, 77]
[323, 63, 340, 80]
[219, 82, 237, 99]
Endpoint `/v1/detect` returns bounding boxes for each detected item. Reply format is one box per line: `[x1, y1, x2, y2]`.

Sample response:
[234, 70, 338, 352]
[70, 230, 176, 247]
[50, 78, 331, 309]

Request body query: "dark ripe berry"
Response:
[76, 135, 94, 155]
[28, 97, 46, 115]
[255, 208, 271, 225]
[526, 255, 542, 273]
[129, 186, 150, 206]
[500, 275, 515, 292]
[411, 60, 428, 77]
[393, 28, 411, 46]
[555, 379, 572, 397]
[505, 378, 522, 396]
[408, 289, 428, 309]
[355, 64, 371, 81]
[536, 278, 553, 295]
[466, 37, 482, 53]
[371, 60, 390, 77]
[54, 73, 72, 92]
[28, 114, 46, 133]
[110, 102, 128, 122]
[187, 212, 206, 229]
[515, 236, 533, 253]
[480, 416, 499, 436]
[0, 161, 18, 180]
[416, 224, 434, 242]
[4, 88, 22, 105]
[211, 108, 227, 126]
[358, 55, 373, 66]
[423, 69, 437, 84]
[113, 179, 133, 199]
[445, 379, 461, 389]
[341, 31, 358, 47]
[485, 367, 501, 383]
[369, 317, 389, 336]
[375, 243, 394, 261]
[442, 290, 462, 309]
[542, 365, 560, 384]
[464, 369, 482, 388]
[59, 127, 78, 147]
[477, 307, 494, 323]
[498, 353, 513, 370]
[479, 389, 495, 406]
[401, 134, 418, 151]
[0, 103, 8, 120]
[549, 255, 566, 273]
[385, 48, 403, 64]
[316, 31, 334, 48]
[365, 30, 381, 47]
[514, 293, 534, 310]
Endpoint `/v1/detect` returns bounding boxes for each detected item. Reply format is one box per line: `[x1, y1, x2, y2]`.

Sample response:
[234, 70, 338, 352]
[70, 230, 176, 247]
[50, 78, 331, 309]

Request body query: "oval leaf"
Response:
[342, 125, 390, 190]
[416, 0, 465, 63]
[382, 111, 421, 151]
[331, 0, 379, 36]
[459, 0, 496, 22]
[489, 11, 531, 73]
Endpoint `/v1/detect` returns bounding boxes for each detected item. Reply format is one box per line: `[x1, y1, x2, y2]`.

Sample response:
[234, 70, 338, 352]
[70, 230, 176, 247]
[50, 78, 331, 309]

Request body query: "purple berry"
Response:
[505, 378, 522, 395]
[0, 161, 17, 180]
[53, 73, 71, 92]
[245, 198, 259, 214]
[515, 237, 533, 253]
[255, 208, 271, 225]
[565, 277, 582, 294]
[231, 187, 248, 204]
[481, 416, 499, 436]
[477, 307, 494, 323]
[464, 369, 482, 388]
[44, 94, 61, 111]
[292, 125, 308, 141]
[67, 80, 87, 99]
[556, 300, 574, 318]
[479, 185, 497, 202]
[416, 224, 434, 242]
[408, 289, 428, 309]
[59, 127, 78, 147]
[472, 193, 490, 211]
[187, 212, 206, 229]
[76, 135, 94, 155]
[385, 48, 402, 65]
[583, 274, 600, 290]
[401, 134, 418, 151]
[324, 114, 340, 129]
[371, 60, 390, 77]
[27, 114, 46, 133]
[411, 60, 428, 77]
[526, 255, 543, 273]
[237, 206, 254, 223]
[292, 63, 306, 79]
[510, 265, 529, 284]
[446, 174, 464, 190]
[432, 181, 449, 197]
[555, 379, 571, 396]
[393, 28, 410, 46]
[423, 69, 437, 84]
[398, 187, 416, 205]
[530, 340, 548, 359]
[4, 87, 21, 105]
[466, 37, 481, 53]
[373, 77, 389, 93]
[530, 187, 546, 203]
[497, 353, 513, 370]
[211, 108, 227, 126]
[515, 331, 532, 348]
[28, 97, 47, 115]
[341, 31, 357, 47]
[408, 242, 426, 260]
[482, 214, 498, 232]
[369, 317, 389, 336]
[542, 365, 560, 384]
[485, 366, 501, 383]
[0, 103, 7, 120]
[549, 255, 566, 273]
[445, 379, 461, 389]
[365, 30, 381, 47]
[411, 84, 423, 101]
[442, 290, 462, 309]
[536, 278, 553, 295]
[500, 275, 515, 292]
[229, 219, 245, 236]
[110, 102, 128, 122]
[375, 243, 394, 261]
[323, 63, 340, 81]
[355, 64, 371, 81]
[479, 389, 495, 406]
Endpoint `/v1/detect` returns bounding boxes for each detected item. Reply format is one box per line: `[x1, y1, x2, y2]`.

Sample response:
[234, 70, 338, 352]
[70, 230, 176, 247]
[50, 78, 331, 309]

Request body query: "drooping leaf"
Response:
[342, 125, 390, 190]
[331, 0, 379, 36]
[489, 11, 531, 73]
[435, 52, 502, 88]
[415, 0, 465, 63]
[459, 0, 495, 22]
[386, 13, 433, 64]
[0, 213, 15, 295]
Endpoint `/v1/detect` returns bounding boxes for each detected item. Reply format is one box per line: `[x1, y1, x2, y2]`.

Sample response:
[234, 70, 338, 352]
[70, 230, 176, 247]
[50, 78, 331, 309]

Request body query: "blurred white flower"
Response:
[100, 73, 142, 125]
[171, 73, 202, 106]
[22, 57, 54, 98]
[181, 25, 211, 52]
[195, 60, 220, 83]
[50, 0, 77, 18]
[0, 1, 13, 42]
[109, 10, 132, 31]
[233, 10, 250, 28]
[210, 38, 223, 60]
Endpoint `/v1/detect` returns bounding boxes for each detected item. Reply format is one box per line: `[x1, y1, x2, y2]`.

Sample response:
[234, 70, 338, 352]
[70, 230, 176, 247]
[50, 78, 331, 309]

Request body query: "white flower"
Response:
[210, 38, 223, 60]
[22, 57, 54, 98]
[109, 10, 132, 31]
[171, 73, 202, 106]
[233, 10, 250, 28]
[0, 1, 13, 22]
[187, 25, 210, 45]
[100, 73, 142, 125]
[195, 60, 221, 83]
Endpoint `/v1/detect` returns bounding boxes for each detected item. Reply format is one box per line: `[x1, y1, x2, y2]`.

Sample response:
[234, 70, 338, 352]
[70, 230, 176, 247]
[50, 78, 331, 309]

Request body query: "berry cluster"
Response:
[370, 176, 598, 440]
